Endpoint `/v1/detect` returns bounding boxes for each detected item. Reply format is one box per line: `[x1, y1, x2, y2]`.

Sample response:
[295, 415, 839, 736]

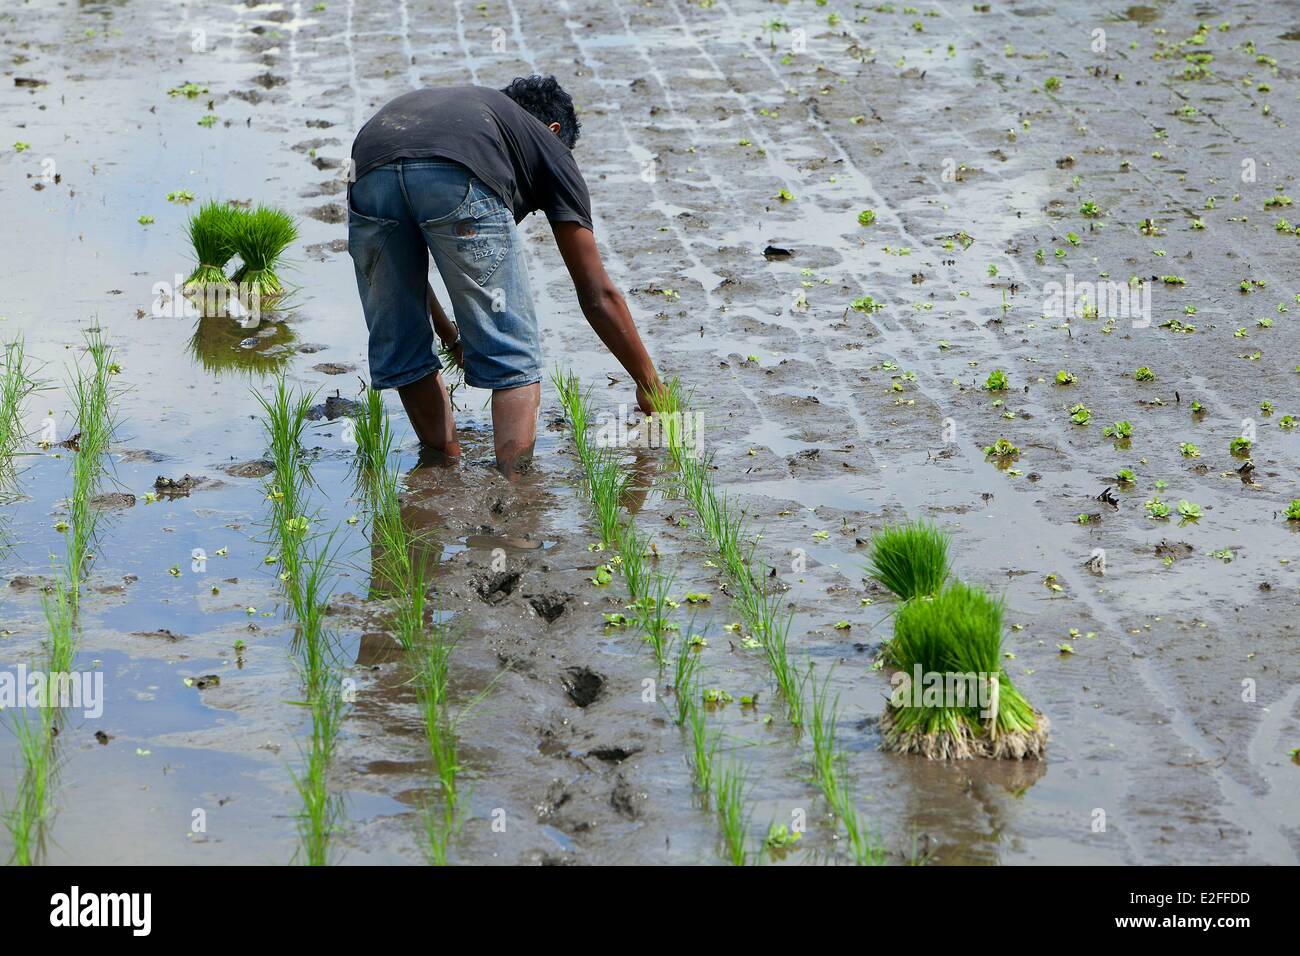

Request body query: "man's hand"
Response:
[441, 335, 464, 370]
[636, 377, 661, 416]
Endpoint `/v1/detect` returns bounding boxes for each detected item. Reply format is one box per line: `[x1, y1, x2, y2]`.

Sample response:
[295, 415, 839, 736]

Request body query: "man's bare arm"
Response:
[552, 221, 661, 412]
[427, 282, 463, 368]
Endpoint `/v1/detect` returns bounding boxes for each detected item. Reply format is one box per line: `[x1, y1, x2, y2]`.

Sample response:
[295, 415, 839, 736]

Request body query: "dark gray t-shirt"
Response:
[351, 86, 593, 232]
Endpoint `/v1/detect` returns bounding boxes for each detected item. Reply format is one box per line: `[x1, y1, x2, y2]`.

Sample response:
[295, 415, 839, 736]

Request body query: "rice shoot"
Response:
[230, 205, 298, 299]
[866, 520, 951, 602]
[184, 200, 240, 292]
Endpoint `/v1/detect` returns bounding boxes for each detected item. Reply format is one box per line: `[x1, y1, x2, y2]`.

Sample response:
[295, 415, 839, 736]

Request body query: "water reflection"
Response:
[188, 313, 297, 377]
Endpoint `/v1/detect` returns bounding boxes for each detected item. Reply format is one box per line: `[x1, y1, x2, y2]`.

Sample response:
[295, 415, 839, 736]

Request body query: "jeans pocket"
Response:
[422, 183, 512, 287]
[347, 206, 399, 286]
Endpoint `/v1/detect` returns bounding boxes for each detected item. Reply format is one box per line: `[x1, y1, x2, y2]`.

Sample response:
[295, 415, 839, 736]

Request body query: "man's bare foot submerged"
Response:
[347, 76, 660, 479]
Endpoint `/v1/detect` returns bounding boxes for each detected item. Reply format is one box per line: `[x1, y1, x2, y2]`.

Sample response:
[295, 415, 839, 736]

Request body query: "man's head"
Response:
[500, 75, 581, 149]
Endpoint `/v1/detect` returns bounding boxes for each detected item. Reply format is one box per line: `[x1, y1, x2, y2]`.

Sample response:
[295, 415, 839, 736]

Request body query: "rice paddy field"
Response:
[1, 0, 1298, 868]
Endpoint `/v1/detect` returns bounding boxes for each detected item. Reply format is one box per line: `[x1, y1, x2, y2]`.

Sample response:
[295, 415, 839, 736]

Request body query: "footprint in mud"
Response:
[560, 667, 604, 709]
[527, 590, 570, 622]
[609, 774, 645, 820]
[587, 745, 640, 764]
[474, 569, 521, 605]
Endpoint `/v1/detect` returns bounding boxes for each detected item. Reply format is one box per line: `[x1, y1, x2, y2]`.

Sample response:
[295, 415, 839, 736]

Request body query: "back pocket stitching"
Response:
[349, 216, 399, 286]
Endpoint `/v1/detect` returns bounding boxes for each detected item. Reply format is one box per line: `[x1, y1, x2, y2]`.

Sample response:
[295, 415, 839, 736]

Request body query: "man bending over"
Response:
[347, 75, 661, 476]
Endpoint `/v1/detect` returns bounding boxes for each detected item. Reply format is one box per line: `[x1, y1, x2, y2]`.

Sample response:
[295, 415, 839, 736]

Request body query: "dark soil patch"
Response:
[474, 569, 521, 605]
[527, 590, 569, 622]
[561, 666, 605, 708]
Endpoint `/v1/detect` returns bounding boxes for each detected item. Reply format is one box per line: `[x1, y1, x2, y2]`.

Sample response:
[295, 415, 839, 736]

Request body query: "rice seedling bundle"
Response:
[882, 582, 1048, 759]
[866, 520, 951, 602]
[230, 205, 298, 299]
[184, 200, 241, 292]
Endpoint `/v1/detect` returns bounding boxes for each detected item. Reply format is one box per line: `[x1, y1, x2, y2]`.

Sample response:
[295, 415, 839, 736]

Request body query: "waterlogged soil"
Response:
[1, 0, 1298, 864]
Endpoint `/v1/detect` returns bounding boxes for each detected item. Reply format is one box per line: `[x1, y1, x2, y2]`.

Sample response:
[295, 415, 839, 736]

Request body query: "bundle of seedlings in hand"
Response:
[867, 520, 951, 602]
[183, 200, 240, 293]
[882, 581, 1048, 759]
[230, 205, 298, 300]
[437, 341, 465, 408]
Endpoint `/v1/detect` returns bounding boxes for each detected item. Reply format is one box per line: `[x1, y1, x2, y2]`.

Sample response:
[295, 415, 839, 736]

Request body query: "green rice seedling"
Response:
[255, 379, 355, 864]
[628, 564, 678, 668]
[63, 331, 117, 601]
[650, 381, 808, 726]
[588, 449, 628, 550]
[255, 376, 316, 527]
[866, 520, 951, 602]
[883, 582, 1047, 759]
[292, 677, 344, 866]
[552, 368, 596, 472]
[806, 666, 842, 795]
[0, 339, 36, 493]
[670, 631, 703, 727]
[686, 691, 718, 800]
[4, 580, 75, 865]
[183, 200, 240, 292]
[350, 387, 393, 477]
[416, 632, 461, 866]
[230, 205, 298, 300]
[6, 338, 116, 864]
[616, 519, 649, 605]
[4, 705, 56, 866]
[714, 761, 752, 865]
[756, 595, 806, 728]
[836, 778, 886, 866]
[351, 391, 481, 864]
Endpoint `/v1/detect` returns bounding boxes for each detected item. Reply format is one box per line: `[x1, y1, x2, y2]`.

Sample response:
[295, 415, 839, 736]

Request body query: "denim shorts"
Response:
[347, 159, 541, 391]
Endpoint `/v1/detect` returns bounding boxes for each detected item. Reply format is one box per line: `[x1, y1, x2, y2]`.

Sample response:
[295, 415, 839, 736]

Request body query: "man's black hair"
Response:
[500, 75, 581, 149]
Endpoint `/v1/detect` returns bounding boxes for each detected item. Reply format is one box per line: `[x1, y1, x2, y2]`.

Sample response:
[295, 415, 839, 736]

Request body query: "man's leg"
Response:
[397, 369, 461, 457]
[491, 381, 539, 478]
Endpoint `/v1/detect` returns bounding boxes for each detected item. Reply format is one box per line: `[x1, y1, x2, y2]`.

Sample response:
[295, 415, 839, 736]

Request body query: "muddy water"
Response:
[0, 0, 1296, 864]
